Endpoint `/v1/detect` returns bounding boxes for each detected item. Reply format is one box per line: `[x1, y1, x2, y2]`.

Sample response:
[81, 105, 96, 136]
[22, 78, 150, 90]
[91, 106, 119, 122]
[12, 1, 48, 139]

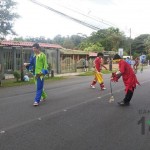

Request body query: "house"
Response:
[0, 41, 62, 80]
[0, 41, 89, 79]
[0, 40, 117, 81]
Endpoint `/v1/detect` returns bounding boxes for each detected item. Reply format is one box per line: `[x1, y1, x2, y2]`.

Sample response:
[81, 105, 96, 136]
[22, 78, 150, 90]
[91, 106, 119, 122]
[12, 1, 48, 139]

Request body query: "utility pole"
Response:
[129, 28, 132, 59]
[20, 47, 24, 81]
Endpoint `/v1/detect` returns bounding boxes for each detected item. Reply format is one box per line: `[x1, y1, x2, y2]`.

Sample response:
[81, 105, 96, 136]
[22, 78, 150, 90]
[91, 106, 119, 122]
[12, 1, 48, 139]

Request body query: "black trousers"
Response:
[123, 88, 134, 103]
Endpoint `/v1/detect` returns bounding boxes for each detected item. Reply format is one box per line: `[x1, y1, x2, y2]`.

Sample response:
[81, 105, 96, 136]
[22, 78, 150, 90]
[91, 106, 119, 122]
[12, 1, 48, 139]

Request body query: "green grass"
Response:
[0, 69, 119, 88]
[78, 69, 115, 76]
[0, 76, 65, 88]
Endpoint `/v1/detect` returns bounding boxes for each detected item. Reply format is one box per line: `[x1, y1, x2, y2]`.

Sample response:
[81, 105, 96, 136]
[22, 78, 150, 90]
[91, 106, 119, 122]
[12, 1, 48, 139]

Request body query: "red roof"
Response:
[89, 52, 97, 57]
[0, 40, 62, 49]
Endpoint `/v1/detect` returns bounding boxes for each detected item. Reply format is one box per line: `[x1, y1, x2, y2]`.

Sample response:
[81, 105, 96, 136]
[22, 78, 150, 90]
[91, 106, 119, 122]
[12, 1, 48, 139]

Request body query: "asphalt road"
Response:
[0, 68, 150, 150]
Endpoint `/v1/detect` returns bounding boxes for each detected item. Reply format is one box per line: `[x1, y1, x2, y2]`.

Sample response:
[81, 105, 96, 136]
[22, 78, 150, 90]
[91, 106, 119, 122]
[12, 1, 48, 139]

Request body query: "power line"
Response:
[30, 0, 102, 31]
[50, 1, 116, 27]
[30, 0, 132, 38]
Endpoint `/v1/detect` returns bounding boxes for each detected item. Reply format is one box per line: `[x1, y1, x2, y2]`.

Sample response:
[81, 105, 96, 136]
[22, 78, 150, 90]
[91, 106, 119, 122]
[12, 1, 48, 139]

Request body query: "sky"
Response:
[12, 0, 150, 39]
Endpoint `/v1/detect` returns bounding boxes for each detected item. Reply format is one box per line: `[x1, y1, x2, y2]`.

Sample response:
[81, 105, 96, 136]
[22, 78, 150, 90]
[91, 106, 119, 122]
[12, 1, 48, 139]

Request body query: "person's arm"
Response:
[101, 58, 108, 70]
[41, 53, 49, 75]
[111, 61, 123, 82]
[92, 59, 97, 70]
[23, 63, 30, 66]
[102, 64, 108, 70]
[24, 55, 35, 74]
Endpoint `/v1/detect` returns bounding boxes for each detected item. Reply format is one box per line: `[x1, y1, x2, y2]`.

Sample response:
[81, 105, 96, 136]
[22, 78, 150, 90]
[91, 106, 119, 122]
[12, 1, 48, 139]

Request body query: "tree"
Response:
[53, 34, 65, 46]
[84, 43, 104, 52]
[70, 35, 85, 49]
[144, 35, 150, 54]
[53, 34, 85, 49]
[106, 27, 125, 51]
[132, 34, 150, 54]
[63, 38, 75, 49]
[0, 0, 19, 39]
[79, 27, 126, 52]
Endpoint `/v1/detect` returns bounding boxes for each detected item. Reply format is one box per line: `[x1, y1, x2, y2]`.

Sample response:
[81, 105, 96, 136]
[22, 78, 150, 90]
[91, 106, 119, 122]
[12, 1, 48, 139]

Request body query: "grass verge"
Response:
[78, 69, 115, 76]
[0, 76, 65, 88]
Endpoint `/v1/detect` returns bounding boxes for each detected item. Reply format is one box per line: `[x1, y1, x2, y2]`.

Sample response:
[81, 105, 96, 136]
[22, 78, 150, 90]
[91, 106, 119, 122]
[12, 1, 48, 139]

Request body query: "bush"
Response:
[13, 71, 21, 82]
[147, 54, 150, 60]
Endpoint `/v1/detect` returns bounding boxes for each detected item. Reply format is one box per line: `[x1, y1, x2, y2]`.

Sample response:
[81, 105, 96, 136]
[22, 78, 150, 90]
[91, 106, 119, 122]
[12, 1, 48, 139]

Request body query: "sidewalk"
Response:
[4, 64, 117, 79]
[4, 72, 84, 79]
[54, 72, 84, 77]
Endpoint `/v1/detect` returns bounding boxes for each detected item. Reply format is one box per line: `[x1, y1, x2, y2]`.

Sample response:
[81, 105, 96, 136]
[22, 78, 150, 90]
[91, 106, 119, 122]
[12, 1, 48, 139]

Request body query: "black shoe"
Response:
[118, 101, 130, 106]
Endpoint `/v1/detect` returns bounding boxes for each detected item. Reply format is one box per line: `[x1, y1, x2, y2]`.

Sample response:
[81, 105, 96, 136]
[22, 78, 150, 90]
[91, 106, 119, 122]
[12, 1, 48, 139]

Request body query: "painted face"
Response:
[113, 59, 121, 63]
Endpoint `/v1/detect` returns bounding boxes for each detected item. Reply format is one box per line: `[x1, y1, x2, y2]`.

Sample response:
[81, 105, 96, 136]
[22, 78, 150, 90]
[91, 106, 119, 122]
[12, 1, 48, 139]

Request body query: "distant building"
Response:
[0, 41, 89, 77]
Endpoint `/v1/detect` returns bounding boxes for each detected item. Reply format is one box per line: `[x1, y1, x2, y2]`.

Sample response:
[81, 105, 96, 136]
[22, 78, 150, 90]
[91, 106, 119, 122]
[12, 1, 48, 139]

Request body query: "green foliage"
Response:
[14, 36, 53, 43]
[84, 43, 104, 52]
[79, 27, 126, 52]
[123, 51, 128, 56]
[0, 0, 20, 39]
[53, 34, 65, 45]
[132, 34, 150, 54]
[13, 70, 21, 82]
[132, 52, 140, 59]
[63, 38, 75, 49]
[147, 54, 150, 60]
[144, 35, 150, 54]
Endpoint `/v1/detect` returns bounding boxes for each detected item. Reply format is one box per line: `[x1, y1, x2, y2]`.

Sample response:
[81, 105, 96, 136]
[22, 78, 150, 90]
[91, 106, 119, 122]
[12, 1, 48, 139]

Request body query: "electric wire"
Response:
[30, 0, 104, 31]
[49, 1, 117, 27]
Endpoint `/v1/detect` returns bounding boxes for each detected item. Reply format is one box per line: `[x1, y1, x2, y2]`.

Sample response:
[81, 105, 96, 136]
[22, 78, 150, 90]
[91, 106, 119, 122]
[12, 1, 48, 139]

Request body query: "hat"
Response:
[113, 54, 121, 60]
[32, 43, 40, 49]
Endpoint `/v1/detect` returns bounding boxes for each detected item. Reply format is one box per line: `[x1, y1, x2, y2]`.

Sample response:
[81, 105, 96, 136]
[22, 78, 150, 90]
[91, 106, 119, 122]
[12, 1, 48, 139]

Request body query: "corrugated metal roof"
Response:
[89, 52, 97, 57]
[60, 48, 88, 55]
[0, 40, 62, 49]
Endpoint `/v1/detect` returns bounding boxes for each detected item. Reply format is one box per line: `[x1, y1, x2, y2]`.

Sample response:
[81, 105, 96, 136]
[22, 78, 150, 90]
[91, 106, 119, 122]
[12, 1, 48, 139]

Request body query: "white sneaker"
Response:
[90, 85, 95, 89]
[101, 87, 106, 90]
[33, 102, 39, 106]
[40, 98, 46, 102]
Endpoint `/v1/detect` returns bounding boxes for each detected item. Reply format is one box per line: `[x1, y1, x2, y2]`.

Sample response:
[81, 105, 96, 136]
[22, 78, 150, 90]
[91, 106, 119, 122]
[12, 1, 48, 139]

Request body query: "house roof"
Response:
[0, 40, 62, 49]
[89, 52, 97, 57]
[60, 48, 88, 55]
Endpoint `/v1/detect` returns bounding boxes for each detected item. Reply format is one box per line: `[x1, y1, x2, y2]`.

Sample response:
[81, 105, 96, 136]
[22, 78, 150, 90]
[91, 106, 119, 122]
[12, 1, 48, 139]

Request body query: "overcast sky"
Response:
[12, 0, 150, 39]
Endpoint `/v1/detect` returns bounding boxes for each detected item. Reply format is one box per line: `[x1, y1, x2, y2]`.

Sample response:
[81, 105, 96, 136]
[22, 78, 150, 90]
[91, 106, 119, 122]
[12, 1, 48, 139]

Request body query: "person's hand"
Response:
[36, 73, 44, 78]
[111, 77, 118, 82]
[111, 72, 118, 82]
[24, 63, 30, 66]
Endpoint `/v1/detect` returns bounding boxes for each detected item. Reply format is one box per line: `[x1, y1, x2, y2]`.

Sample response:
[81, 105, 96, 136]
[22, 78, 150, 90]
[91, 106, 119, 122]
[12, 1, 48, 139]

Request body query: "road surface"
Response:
[0, 68, 150, 150]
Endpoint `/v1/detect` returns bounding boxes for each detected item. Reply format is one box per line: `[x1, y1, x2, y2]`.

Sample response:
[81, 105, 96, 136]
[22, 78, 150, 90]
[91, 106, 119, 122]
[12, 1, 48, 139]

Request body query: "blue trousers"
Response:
[34, 77, 47, 103]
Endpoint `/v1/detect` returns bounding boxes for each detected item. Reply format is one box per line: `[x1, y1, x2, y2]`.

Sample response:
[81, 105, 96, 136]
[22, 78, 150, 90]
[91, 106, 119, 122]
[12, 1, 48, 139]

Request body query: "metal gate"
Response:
[61, 56, 76, 73]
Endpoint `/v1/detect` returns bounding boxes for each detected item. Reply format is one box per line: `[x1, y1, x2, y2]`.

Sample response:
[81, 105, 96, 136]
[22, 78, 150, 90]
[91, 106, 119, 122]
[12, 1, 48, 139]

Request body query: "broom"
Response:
[109, 80, 114, 103]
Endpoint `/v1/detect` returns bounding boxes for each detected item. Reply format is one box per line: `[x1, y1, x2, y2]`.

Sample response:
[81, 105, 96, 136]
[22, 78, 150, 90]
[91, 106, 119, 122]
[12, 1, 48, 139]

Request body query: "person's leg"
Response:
[91, 78, 97, 85]
[90, 78, 97, 88]
[118, 88, 134, 106]
[41, 88, 47, 101]
[123, 88, 134, 103]
[41, 89, 47, 99]
[34, 77, 44, 104]
[91, 73, 97, 88]
[99, 74, 106, 90]
[100, 82, 106, 90]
